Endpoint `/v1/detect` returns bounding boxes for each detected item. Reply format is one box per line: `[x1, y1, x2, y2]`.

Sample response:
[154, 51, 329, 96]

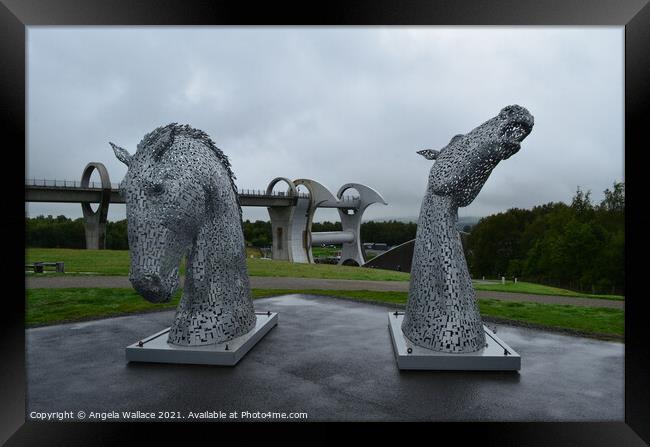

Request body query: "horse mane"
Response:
[137, 123, 242, 219]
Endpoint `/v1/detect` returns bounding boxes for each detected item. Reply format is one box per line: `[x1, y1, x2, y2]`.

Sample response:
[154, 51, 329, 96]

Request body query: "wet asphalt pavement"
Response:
[26, 294, 624, 422]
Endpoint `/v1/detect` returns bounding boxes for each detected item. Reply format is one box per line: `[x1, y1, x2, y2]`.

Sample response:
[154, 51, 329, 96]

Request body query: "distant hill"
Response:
[457, 216, 481, 231]
[365, 217, 419, 224]
[366, 215, 481, 232]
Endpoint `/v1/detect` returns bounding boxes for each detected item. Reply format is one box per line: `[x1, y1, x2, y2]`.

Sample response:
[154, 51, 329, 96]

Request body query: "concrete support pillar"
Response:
[265, 177, 311, 262]
[267, 205, 292, 261]
[81, 162, 111, 249]
[267, 197, 311, 263]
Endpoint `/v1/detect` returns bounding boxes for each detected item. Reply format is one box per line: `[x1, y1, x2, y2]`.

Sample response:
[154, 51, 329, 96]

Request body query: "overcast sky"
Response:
[26, 26, 624, 223]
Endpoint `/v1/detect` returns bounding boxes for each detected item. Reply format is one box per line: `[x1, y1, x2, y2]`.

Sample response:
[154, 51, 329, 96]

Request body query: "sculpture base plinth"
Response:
[126, 312, 277, 366]
[388, 312, 520, 371]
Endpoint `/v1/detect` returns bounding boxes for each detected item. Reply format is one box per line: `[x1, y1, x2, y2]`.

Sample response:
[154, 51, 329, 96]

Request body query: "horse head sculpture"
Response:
[111, 123, 256, 346]
[403, 105, 534, 353]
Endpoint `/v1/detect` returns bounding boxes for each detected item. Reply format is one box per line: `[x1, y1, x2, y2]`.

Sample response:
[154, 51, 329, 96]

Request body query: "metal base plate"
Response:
[126, 312, 278, 366]
[388, 312, 520, 371]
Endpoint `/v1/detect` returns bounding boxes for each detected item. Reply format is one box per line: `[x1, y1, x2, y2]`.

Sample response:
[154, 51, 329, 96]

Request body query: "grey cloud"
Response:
[26, 27, 623, 223]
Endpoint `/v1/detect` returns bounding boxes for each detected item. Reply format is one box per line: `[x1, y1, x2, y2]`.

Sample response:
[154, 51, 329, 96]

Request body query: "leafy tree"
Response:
[571, 186, 595, 222]
[599, 181, 625, 213]
[466, 182, 624, 294]
[26, 215, 85, 248]
[106, 220, 129, 250]
[243, 220, 272, 247]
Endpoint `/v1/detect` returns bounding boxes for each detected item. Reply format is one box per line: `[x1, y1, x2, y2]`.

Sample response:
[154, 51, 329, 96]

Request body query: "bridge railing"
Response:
[25, 178, 122, 189]
[238, 188, 310, 198]
[25, 179, 358, 199]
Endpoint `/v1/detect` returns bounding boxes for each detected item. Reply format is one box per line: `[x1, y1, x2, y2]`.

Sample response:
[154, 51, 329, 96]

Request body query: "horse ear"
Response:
[417, 149, 440, 160]
[110, 142, 132, 167]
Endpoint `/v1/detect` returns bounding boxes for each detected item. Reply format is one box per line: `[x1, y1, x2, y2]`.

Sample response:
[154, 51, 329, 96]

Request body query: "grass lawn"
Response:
[311, 246, 340, 257]
[251, 289, 623, 338]
[26, 248, 132, 276]
[26, 287, 623, 339]
[246, 258, 409, 281]
[26, 248, 410, 282]
[26, 248, 623, 300]
[26, 288, 181, 326]
[474, 281, 624, 301]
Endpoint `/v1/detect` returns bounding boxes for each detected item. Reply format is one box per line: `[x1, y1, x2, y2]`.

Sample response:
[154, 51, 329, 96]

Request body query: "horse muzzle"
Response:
[130, 272, 178, 303]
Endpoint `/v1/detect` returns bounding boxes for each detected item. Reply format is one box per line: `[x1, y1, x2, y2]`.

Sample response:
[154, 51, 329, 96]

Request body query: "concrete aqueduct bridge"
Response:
[266, 178, 387, 266]
[26, 163, 387, 266]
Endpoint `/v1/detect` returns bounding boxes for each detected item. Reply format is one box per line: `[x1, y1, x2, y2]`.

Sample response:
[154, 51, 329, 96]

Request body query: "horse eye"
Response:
[149, 183, 165, 195]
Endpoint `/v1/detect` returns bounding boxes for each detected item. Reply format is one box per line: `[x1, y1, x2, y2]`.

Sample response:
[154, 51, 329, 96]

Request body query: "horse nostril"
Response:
[132, 273, 162, 291]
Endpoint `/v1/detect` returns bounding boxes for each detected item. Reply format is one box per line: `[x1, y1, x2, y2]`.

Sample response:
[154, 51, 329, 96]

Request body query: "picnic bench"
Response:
[25, 262, 65, 273]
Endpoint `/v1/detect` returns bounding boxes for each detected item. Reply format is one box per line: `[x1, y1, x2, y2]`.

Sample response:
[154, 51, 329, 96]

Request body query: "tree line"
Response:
[26, 181, 624, 294]
[26, 216, 418, 250]
[464, 182, 624, 294]
[243, 220, 419, 247]
[26, 216, 129, 250]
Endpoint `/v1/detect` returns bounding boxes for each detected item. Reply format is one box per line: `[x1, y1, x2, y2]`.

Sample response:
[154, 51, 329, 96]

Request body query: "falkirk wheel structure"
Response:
[26, 164, 387, 267]
[266, 177, 387, 266]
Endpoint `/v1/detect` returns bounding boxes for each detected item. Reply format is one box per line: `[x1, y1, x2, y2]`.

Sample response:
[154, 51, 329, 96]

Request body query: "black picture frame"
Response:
[2, 0, 648, 444]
